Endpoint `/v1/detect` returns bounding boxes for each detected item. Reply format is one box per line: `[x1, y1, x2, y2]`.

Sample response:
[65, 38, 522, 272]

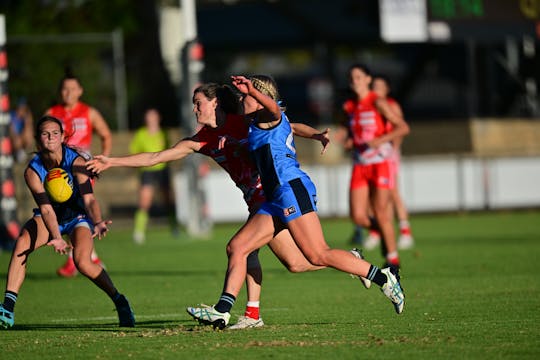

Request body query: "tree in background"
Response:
[1, 0, 178, 129]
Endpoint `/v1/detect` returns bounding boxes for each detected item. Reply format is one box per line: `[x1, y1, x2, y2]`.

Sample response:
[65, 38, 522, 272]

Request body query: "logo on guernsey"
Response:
[283, 205, 297, 217]
[379, 177, 389, 185]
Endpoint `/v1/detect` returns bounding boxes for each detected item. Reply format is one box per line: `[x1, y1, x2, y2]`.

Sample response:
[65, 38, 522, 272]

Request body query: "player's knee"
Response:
[373, 210, 391, 224]
[14, 242, 33, 258]
[302, 252, 327, 267]
[226, 235, 252, 258]
[73, 257, 92, 275]
[226, 242, 245, 258]
[280, 254, 318, 272]
[286, 262, 312, 273]
[351, 214, 370, 227]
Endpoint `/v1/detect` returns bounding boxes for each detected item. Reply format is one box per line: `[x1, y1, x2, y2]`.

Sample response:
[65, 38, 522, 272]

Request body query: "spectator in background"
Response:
[129, 108, 178, 244]
[46, 72, 112, 277]
[10, 97, 34, 163]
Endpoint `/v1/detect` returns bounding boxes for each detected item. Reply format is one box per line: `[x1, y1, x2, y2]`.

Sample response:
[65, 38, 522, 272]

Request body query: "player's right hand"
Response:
[47, 238, 72, 255]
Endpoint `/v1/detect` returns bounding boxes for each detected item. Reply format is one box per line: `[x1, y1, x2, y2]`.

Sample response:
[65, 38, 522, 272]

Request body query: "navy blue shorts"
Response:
[256, 176, 318, 223]
[33, 209, 92, 236]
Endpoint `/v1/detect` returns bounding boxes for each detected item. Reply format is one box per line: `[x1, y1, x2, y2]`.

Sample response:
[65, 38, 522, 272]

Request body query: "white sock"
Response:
[246, 301, 260, 308]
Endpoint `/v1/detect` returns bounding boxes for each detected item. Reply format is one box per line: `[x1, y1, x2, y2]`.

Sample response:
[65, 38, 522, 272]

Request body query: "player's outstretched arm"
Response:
[86, 138, 201, 174]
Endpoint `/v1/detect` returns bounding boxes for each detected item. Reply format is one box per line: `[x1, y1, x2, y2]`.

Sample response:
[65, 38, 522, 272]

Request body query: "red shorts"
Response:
[350, 161, 394, 190]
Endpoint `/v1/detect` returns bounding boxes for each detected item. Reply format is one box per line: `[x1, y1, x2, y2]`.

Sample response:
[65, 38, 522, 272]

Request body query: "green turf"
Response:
[1, 211, 539, 359]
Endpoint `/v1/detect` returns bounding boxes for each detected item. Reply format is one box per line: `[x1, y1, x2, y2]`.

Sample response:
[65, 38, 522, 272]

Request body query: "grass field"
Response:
[1, 211, 539, 359]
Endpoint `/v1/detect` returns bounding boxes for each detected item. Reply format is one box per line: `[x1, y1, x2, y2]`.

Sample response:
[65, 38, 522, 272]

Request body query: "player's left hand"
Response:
[317, 128, 330, 154]
[93, 219, 112, 240]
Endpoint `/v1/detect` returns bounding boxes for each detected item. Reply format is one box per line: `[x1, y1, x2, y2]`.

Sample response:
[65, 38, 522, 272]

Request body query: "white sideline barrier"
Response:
[174, 155, 540, 224]
[487, 157, 540, 208]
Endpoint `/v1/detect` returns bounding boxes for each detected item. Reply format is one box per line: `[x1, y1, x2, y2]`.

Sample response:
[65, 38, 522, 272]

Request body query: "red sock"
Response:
[400, 227, 411, 236]
[386, 251, 400, 266]
[387, 258, 400, 266]
[399, 220, 411, 235]
[245, 306, 260, 320]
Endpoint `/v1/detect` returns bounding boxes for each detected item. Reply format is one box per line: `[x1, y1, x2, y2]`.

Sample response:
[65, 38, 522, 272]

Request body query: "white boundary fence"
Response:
[173, 155, 540, 223]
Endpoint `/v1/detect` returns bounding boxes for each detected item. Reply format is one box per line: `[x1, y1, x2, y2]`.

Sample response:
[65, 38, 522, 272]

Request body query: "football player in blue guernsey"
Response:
[187, 75, 405, 329]
[0, 115, 134, 329]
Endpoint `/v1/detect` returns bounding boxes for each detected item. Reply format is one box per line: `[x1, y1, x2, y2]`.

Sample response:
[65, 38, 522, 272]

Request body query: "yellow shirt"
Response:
[129, 127, 168, 172]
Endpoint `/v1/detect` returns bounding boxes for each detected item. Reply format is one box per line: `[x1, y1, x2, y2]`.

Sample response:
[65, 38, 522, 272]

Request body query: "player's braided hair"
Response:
[250, 75, 279, 101]
[250, 75, 285, 110]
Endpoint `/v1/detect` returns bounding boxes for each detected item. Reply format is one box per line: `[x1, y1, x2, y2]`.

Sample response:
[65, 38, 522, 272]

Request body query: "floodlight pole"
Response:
[112, 28, 128, 131]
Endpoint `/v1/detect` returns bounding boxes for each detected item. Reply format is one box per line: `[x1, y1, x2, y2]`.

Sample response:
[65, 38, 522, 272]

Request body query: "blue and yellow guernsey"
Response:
[27, 145, 86, 224]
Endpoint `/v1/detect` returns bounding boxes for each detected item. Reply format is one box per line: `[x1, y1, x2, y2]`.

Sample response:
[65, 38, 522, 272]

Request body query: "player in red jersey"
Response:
[365, 75, 414, 250]
[46, 73, 112, 277]
[340, 64, 409, 273]
[86, 83, 328, 329]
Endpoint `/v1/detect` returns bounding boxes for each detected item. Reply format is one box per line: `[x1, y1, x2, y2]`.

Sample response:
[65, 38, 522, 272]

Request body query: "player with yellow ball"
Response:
[0, 115, 135, 329]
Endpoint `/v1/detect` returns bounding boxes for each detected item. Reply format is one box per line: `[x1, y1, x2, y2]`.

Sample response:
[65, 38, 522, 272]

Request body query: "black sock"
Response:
[367, 265, 388, 287]
[369, 217, 380, 232]
[214, 292, 236, 313]
[3, 291, 18, 312]
[112, 291, 122, 303]
[353, 226, 363, 241]
[369, 217, 389, 257]
[90, 269, 119, 300]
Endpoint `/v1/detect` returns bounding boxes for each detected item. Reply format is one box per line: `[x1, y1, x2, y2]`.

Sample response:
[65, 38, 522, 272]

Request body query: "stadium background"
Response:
[1, 0, 539, 235]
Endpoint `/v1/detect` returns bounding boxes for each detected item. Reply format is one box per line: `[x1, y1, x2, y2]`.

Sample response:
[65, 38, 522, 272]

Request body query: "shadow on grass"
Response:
[11, 319, 195, 331]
